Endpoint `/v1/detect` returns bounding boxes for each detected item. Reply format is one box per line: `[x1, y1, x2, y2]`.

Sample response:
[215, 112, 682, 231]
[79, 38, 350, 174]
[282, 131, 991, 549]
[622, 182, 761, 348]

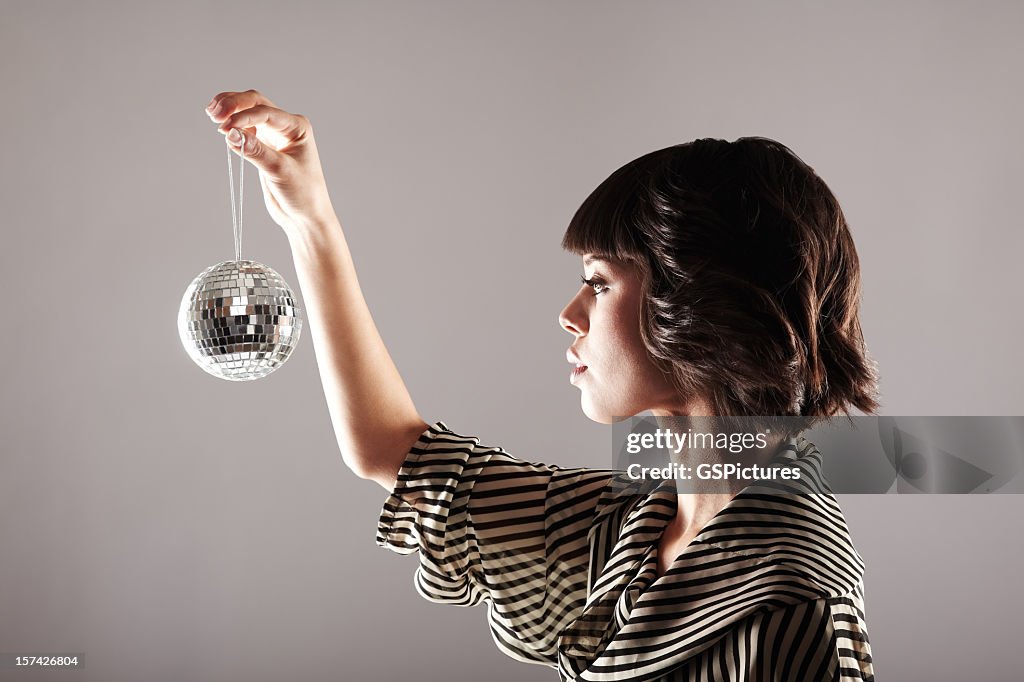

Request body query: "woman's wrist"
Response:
[285, 211, 345, 259]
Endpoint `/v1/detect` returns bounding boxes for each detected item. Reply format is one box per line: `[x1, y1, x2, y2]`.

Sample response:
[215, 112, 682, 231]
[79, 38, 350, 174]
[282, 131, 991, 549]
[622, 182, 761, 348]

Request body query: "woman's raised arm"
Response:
[205, 89, 428, 491]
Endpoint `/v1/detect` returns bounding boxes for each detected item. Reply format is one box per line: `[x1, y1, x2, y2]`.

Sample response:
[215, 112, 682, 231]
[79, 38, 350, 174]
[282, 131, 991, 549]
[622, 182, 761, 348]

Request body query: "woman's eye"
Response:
[580, 275, 608, 295]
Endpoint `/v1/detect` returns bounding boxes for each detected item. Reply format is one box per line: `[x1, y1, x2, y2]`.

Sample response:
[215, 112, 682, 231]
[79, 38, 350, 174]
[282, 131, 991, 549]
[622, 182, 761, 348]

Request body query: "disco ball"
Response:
[178, 259, 302, 381]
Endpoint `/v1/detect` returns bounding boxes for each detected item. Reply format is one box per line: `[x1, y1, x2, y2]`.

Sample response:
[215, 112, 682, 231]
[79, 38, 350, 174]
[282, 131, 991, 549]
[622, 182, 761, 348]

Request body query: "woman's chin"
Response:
[580, 398, 617, 425]
[581, 394, 647, 424]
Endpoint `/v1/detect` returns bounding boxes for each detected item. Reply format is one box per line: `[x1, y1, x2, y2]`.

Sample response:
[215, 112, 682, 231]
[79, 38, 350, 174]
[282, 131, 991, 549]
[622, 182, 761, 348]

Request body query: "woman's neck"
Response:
[646, 402, 790, 575]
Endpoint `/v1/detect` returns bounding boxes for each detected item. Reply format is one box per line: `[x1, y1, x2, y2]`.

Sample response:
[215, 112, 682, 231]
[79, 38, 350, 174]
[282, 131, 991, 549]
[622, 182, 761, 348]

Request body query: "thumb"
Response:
[226, 128, 285, 174]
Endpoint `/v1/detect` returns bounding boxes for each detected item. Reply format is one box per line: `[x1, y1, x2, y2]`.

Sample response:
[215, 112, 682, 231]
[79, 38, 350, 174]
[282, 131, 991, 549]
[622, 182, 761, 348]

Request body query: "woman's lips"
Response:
[570, 365, 588, 383]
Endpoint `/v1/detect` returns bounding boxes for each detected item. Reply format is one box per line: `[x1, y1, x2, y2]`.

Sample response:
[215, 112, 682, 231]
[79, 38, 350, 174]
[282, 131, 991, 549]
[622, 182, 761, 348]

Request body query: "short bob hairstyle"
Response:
[561, 137, 880, 437]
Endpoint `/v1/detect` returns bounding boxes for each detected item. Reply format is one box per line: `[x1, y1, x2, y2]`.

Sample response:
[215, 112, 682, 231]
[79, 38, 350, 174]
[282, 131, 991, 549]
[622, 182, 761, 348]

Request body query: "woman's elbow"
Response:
[340, 420, 429, 491]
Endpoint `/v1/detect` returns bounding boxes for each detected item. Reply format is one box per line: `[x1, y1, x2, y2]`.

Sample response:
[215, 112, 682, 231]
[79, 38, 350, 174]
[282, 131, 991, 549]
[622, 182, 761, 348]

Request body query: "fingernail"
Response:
[226, 129, 241, 145]
[205, 98, 216, 111]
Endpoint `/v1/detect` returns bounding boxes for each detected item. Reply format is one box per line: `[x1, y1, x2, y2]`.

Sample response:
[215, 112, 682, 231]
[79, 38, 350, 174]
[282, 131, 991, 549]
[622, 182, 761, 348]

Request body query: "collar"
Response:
[558, 435, 865, 680]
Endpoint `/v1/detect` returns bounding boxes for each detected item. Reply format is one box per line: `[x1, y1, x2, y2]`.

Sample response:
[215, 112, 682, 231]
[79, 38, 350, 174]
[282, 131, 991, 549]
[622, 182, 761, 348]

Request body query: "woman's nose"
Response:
[558, 296, 586, 336]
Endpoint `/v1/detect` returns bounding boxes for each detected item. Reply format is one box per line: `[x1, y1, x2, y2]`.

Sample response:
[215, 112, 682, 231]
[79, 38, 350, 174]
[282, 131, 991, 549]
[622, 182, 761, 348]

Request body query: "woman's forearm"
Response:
[286, 215, 428, 490]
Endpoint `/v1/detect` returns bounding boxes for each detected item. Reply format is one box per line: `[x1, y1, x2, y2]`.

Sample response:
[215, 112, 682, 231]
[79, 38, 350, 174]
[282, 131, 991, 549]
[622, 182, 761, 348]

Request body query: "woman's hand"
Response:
[206, 89, 336, 234]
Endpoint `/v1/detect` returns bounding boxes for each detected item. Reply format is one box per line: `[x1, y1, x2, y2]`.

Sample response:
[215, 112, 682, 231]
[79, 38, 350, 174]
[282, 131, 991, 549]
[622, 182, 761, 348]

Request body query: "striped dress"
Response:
[376, 421, 874, 681]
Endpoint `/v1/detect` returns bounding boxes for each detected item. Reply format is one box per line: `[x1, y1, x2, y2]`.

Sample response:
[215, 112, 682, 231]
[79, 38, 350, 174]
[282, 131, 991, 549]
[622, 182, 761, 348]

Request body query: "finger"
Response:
[225, 128, 288, 175]
[217, 104, 308, 148]
[206, 89, 278, 120]
[206, 89, 278, 122]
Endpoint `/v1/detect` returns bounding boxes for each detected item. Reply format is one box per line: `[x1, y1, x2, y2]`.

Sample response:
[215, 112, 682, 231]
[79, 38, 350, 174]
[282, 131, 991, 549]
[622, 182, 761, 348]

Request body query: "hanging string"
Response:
[225, 130, 247, 262]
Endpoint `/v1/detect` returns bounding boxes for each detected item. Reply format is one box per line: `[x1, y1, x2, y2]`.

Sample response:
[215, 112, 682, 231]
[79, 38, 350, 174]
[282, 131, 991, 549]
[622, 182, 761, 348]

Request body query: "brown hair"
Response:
[561, 137, 880, 436]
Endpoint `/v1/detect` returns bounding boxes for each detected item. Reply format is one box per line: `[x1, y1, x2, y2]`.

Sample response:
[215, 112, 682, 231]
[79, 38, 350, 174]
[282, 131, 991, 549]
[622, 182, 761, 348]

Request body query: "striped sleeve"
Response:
[376, 421, 620, 666]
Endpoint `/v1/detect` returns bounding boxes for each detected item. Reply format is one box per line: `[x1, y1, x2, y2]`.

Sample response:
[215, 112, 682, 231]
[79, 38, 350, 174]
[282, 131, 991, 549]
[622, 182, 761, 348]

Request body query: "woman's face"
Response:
[558, 255, 682, 423]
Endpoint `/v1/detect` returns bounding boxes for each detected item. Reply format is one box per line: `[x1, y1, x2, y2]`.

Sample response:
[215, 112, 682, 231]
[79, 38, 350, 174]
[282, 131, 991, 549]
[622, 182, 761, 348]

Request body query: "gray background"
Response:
[2, 1, 1022, 680]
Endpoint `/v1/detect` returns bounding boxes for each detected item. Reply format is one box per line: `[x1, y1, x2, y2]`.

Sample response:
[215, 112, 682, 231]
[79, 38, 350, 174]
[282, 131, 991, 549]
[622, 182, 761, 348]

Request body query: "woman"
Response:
[205, 89, 878, 681]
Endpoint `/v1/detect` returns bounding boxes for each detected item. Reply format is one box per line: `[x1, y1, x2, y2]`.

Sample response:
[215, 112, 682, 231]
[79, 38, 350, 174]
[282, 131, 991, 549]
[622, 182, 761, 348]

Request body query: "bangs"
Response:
[560, 154, 657, 266]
